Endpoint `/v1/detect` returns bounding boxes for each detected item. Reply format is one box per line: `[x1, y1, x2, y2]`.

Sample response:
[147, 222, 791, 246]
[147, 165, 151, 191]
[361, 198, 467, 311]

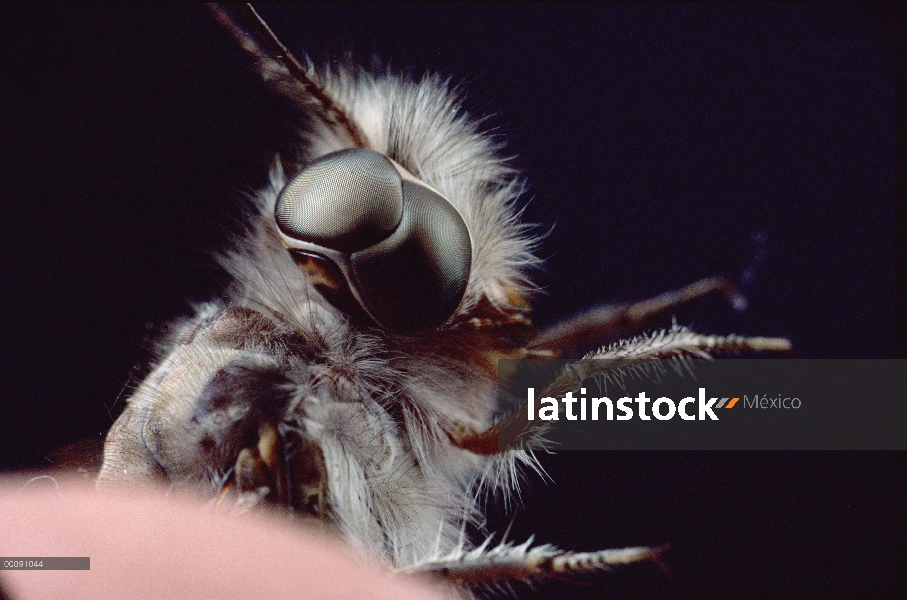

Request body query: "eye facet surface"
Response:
[275, 149, 404, 253]
[350, 181, 472, 334]
[275, 148, 472, 334]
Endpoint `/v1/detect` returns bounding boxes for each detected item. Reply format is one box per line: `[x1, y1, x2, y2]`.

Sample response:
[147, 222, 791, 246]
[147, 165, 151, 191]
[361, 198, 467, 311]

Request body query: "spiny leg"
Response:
[450, 326, 791, 455]
[404, 538, 668, 586]
[529, 277, 746, 358]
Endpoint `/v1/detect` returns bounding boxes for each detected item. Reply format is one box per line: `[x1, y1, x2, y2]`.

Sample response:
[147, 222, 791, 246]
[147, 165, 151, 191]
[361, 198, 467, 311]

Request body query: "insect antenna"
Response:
[205, 3, 367, 148]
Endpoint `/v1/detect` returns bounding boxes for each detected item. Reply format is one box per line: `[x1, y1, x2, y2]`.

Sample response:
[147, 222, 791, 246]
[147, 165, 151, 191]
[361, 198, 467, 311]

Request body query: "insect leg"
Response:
[404, 538, 668, 586]
[449, 326, 791, 455]
[529, 277, 747, 358]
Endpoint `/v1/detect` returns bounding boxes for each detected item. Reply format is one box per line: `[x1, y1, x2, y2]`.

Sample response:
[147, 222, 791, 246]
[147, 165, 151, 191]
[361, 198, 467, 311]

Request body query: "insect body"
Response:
[97, 4, 789, 596]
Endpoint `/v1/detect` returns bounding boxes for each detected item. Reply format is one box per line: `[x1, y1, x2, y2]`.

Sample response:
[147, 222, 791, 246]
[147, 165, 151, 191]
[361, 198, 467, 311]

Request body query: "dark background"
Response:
[0, 3, 901, 599]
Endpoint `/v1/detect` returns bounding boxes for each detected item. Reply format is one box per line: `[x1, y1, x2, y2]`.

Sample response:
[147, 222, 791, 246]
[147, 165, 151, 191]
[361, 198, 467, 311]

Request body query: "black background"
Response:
[0, 3, 902, 599]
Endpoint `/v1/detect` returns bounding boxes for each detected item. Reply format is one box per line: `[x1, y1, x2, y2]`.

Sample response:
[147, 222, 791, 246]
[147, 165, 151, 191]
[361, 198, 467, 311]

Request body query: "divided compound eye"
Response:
[275, 149, 404, 252]
[275, 149, 472, 335]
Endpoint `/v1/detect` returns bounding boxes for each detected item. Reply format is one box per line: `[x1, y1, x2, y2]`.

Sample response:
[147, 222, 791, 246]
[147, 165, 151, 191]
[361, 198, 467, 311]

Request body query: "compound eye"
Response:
[350, 182, 472, 334]
[275, 149, 404, 253]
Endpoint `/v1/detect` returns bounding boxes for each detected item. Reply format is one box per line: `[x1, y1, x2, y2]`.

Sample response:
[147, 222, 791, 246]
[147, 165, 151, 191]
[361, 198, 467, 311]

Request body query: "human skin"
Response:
[0, 476, 443, 600]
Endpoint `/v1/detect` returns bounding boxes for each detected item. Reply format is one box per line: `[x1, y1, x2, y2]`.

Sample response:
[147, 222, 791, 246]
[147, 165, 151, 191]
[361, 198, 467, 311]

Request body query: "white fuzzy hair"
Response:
[95, 23, 791, 591]
[98, 64, 542, 581]
[218, 69, 540, 566]
[290, 67, 540, 312]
